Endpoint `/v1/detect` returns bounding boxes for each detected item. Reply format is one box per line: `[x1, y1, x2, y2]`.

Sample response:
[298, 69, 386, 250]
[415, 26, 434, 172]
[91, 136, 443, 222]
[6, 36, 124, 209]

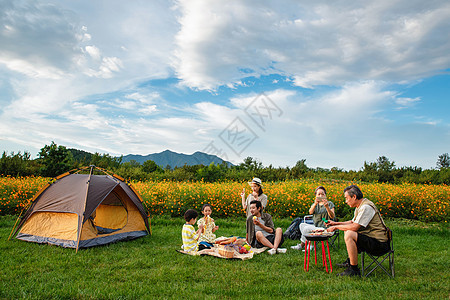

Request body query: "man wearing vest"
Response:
[326, 185, 390, 276]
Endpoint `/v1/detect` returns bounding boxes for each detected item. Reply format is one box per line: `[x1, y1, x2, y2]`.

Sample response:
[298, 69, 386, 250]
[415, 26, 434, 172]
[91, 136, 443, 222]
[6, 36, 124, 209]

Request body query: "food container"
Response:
[218, 247, 234, 258]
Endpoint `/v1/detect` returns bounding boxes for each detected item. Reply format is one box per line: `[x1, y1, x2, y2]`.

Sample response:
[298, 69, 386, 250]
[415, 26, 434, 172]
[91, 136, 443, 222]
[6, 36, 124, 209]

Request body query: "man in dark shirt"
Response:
[246, 200, 285, 254]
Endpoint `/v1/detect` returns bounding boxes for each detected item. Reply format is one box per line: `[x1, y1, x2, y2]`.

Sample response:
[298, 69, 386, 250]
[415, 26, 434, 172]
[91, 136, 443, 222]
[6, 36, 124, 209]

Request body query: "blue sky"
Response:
[0, 0, 449, 170]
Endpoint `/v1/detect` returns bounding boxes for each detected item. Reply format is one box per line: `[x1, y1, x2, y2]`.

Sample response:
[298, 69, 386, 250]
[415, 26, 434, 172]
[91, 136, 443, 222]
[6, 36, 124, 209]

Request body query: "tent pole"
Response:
[73, 165, 91, 174]
[8, 213, 23, 241]
[76, 165, 94, 252]
[128, 183, 151, 234]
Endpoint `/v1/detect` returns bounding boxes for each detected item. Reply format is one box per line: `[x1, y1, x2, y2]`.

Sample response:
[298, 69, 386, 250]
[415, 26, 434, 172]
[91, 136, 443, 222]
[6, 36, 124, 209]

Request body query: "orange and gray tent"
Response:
[11, 167, 150, 250]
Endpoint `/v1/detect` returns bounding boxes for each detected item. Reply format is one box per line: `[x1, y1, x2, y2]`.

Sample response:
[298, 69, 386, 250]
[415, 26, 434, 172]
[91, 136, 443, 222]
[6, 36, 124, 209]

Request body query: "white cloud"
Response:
[0, 79, 447, 168]
[174, 0, 450, 90]
[0, 1, 84, 74]
[85, 46, 101, 61]
[101, 92, 161, 116]
[394, 96, 421, 109]
[125, 92, 160, 104]
[0, 0, 448, 170]
[188, 83, 446, 169]
[0, 0, 178, 111]
[234, 83, 392, 141]
[192, 102, 238, 129]
[138, 105, 158, 115]
[0, 56, 65, 79]
[98, 57, 123, 78]
[82, 56, 124, 78]
[0, 0, 179, 154]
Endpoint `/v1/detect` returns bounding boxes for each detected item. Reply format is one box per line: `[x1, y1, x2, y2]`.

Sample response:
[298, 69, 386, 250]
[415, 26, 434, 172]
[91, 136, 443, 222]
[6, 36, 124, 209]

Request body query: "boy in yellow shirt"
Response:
[182, 209, 205, 253]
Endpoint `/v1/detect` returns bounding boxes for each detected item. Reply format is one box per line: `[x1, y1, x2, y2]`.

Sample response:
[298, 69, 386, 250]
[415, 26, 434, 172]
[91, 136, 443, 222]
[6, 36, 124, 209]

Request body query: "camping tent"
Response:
[11, 166, 151, 251]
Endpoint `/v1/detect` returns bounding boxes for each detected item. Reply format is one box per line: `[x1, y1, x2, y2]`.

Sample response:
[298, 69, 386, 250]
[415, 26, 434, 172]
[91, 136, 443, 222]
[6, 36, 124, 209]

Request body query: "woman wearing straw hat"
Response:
[241, 177, 268, 218]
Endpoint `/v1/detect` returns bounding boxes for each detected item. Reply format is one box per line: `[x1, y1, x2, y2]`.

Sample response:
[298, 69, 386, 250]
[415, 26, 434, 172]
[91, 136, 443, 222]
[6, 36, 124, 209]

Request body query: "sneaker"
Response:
[337, 266, 361, 277]
[336, 258, 350, 268]
[277, 248, 287, 254]
[302, 244, 314, 252]
[291, 244, 302, 250]
[267, 248, 277, 255]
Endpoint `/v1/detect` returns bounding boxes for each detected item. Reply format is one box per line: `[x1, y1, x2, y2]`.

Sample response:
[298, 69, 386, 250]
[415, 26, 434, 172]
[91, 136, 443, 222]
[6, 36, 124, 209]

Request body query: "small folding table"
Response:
[303, 233, 333, 273]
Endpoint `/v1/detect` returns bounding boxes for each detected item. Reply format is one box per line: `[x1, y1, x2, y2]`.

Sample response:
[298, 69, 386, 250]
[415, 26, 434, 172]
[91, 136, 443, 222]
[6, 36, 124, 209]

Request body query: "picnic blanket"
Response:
[177, 236, 267, 260]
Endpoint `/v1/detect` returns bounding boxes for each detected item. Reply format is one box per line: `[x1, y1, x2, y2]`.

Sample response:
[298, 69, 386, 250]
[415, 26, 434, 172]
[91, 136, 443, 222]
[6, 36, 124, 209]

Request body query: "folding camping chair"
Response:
[328, 228, 340, 249]
[361, 227, 395, 278]
[303, 215, 340, 249]
[303, 215, 314, 225]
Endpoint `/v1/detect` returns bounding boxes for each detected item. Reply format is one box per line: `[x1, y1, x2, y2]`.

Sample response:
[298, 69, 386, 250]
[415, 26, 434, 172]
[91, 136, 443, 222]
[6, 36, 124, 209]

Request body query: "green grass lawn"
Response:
[1, 216, 449, 299]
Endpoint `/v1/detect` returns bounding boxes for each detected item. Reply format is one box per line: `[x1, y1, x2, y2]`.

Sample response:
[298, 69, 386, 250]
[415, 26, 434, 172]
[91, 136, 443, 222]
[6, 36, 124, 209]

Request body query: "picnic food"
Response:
[309, 228, 333, 236]
[203, 216, 208, 233]
[310, 232, 324, 236]
[310, 228, 325, 236]
[253, 216, 257, 220]
[215, 236, 237, 245]
[235, 238, 246, 246]
[239, 246, 249, 254]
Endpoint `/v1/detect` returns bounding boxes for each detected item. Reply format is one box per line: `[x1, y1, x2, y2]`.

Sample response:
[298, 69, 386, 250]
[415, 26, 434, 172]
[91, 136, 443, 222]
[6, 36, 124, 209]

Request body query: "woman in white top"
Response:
[241, 177, 268, 219]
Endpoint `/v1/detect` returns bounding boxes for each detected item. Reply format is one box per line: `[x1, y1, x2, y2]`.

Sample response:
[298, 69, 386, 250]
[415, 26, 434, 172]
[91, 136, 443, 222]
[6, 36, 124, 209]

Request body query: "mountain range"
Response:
[122, 150, 233, 168]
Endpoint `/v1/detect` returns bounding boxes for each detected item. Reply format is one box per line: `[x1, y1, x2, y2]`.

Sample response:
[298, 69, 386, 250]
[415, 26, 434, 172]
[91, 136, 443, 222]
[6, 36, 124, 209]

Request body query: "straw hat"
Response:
[248, 177, 263, 187]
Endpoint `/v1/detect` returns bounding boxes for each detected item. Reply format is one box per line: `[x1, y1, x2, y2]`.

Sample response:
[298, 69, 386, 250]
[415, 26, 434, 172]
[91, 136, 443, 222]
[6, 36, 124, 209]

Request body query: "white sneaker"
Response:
[302, 244, 314, 252]
[267, 248, 277, 255]
[277, 248, 287, 253]
[291, 244, 302, 250]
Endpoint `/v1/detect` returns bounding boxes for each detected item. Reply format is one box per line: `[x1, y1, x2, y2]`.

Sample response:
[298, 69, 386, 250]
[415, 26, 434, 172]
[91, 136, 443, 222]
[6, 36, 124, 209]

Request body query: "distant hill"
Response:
[68, 148, 93, 162]
[122, 149, 233, 168]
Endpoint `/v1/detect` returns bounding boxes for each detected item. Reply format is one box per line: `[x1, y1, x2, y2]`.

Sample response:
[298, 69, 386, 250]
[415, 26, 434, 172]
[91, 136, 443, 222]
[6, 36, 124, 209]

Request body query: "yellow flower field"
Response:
[1, 176, 449, 222]
[0, 176, 49, 215]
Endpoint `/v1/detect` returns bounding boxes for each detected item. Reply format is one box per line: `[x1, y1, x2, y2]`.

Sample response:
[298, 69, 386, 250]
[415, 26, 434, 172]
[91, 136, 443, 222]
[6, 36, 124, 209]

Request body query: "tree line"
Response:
[1, 142, 449, 184]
